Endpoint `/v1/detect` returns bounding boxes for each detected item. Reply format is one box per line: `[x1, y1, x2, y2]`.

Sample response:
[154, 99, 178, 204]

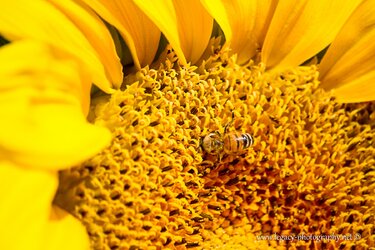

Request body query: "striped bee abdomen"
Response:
[223, 132, 254, 154]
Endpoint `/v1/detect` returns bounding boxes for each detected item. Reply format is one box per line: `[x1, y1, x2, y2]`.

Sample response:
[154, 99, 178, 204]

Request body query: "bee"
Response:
[201, 113, 254, 158]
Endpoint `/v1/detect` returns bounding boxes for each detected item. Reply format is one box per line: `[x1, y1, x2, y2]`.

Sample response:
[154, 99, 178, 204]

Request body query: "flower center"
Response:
[55, 49, 375, 249]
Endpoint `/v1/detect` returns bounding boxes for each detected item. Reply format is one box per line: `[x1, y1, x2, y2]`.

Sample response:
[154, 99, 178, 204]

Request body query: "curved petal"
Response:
[134, 0, 213, 64]
[0, 161, 57, 250]
[331, 71, 375, 103]
[261, 0, 362, 70]
[0, 0, 121, 93]
[0, 41, 111, 170]
[77, 0, 161, 69]
[319, 0, 375, 102]
[43, 206, 90, 250]
[49, 0, 123, 89]
[201, 0, 277, 64]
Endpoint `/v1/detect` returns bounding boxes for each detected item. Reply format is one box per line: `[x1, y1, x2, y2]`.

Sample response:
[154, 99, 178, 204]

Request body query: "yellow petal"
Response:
[201, 0, 277, 64]
[331, 71, 375, 103]
[0, 40, 91, 115]
[0, 0, 120, 93]
[43, 206, 90, 250]
[49, 0, 123, 89]
[134, 0, 213, 64]
[261, 0, 362, 70]
[78, 0, 161, 69]
[0, 41, 111, 170]
[319, 0, 375, 102]
[0, 161, 57, 250]
[201, 0, 231, 41]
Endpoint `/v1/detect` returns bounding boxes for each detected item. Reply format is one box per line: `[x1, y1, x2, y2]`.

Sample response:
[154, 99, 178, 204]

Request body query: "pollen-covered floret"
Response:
[55, 47, 374, 250]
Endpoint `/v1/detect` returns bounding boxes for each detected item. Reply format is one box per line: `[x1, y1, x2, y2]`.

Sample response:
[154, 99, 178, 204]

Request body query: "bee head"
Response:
[201, 131, 224, 155]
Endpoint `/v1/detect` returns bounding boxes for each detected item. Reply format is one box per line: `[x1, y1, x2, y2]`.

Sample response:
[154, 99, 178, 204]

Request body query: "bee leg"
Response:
[218, 153, 223, 162]
[198, 136, 204, 150]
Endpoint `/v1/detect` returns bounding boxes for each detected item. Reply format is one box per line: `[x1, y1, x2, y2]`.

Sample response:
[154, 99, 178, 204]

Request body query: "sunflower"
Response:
[1, 0, 374, 250]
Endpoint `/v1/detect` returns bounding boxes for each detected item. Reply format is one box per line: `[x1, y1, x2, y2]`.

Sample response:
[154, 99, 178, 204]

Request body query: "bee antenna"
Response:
[224, 111, 235, 133]
[223, 98, 229, 106]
